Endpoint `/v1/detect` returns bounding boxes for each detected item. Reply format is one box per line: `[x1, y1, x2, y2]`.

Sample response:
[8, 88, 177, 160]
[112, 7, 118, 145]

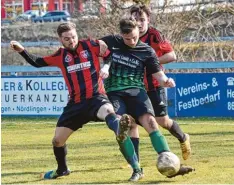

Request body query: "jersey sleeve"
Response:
[149, 28, 174, 57]
[89, 39, 101, 56]
[86, 39, 110, 58]
[145, 48, 161, 75]
[19, 50, 49, 67]
[151, 40, 174, 57]
[100, 35, 117, 50]
[42, 48, 63, 67]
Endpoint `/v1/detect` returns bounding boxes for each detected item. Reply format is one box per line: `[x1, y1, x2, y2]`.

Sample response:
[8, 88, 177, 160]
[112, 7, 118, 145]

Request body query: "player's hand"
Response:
[98, 40, 108, 57]
[164, 78, 176, 87]
[10, 41, 24, 52]
[100, 64, 110, 79]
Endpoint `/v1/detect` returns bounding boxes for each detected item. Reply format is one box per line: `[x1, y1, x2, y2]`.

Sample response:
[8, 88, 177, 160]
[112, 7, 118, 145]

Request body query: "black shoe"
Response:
[167, 165, 195, 178]
[128, 168, 144, 181]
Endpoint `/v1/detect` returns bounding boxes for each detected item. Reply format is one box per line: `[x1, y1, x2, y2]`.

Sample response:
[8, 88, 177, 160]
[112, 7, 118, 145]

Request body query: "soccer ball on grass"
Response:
[156, 151, 180, 177]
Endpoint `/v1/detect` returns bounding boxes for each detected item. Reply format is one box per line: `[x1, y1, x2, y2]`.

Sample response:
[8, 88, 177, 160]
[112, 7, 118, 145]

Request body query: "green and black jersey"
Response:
[101, 35, 161, 93]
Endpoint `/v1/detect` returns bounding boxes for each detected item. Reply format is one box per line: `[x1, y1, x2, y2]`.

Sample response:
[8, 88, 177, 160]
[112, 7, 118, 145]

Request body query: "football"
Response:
[156, 151, 180, 176]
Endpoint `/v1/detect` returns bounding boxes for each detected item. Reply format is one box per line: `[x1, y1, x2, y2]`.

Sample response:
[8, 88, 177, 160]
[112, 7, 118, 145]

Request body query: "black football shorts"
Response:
[57, 94, 111, 131]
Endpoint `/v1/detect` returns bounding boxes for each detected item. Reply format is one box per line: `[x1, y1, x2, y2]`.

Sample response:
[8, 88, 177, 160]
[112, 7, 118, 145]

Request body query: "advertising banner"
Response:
[1, 76, 68, 116]
[171, 73, 234, 117]
[1, 73, 234, 117]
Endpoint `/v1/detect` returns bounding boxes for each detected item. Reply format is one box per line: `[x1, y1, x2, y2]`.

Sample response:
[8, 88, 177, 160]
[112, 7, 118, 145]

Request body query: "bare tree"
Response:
[1, 0, 234, 66]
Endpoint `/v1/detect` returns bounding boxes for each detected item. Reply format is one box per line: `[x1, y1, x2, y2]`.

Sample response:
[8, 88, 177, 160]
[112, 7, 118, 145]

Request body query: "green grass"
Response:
[1, 117, 234, 184]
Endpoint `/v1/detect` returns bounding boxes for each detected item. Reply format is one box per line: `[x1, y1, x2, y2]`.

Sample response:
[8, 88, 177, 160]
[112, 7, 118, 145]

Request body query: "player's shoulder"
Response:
[148, 26, 163, 35]
[78, 39, 88, 43]
[106, 34, 123, 43]
[50, 48, 63, 57]
[147, 26, 166, 43]
[138, 41, 155, 53]
[101, 34, 121, 41]
[138, 40, 151, 48]
[101, 34, 122, 46]
[78, 39, 99, 46]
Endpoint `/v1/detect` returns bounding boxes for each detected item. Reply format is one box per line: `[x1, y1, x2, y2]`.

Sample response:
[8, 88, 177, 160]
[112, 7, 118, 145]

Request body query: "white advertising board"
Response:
[1, 76, 68, 116]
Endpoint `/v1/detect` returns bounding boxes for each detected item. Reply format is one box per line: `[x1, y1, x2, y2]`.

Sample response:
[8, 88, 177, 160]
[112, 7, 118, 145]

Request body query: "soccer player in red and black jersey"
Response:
[10, 22, 141, 180]
[129, 4, 191, 161]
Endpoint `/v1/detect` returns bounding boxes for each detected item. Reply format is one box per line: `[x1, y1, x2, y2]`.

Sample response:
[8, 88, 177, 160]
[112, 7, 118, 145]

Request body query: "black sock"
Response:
[130, 137, 139, 162]
[169, 121, 186, 143]
[53, 144, 68, 174]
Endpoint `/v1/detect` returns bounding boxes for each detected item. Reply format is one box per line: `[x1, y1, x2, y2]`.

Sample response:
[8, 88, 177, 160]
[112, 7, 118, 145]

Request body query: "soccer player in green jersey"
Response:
[129, 4, 191, 163]
[100, 17, 194, 181]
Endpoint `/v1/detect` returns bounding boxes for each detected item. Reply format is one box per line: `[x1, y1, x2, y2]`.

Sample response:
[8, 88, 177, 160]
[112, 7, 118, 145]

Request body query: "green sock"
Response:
[117, 136, 140, 170]
[150, 130, 170, 154]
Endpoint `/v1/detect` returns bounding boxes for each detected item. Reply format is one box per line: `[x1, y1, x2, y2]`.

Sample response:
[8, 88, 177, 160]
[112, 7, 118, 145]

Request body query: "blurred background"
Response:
[1, 0, 234, 72]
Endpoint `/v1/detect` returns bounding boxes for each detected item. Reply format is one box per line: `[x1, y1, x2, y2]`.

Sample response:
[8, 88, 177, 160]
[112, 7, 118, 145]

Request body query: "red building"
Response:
[1, 0, 107, 19]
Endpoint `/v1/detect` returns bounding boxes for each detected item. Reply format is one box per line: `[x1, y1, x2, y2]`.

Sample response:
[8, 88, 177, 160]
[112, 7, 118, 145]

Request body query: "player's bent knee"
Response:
[52, 137, 65, 147]
[156, 116, 172, 129]
[156, 117, 168, 128]
[140, 114, 159, 132]
[97, 103, 115, 120]
[148, 116, 158, 129]
[139, 113, 154, 124]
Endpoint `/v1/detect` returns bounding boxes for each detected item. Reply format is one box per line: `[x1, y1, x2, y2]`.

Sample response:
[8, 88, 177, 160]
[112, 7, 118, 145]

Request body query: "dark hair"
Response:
[119, 16, 138, 34]
[130, 4, 151, 17]
[57, 22, 76, 37]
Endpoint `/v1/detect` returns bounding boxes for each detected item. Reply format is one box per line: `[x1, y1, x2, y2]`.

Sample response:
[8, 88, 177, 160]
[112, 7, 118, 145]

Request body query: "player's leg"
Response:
[43, 127, 73, 179]
[97, 103, 120, 135]
[139, 113, 170, 153]
[125, 88, 173, 179]
[95, 94, 123, 136]
[138, 114, 195, 178]
[117, 114, 144, 182]
[156, 116, 191, 160]
[148, 88, 191, 160]
[128, 121, 140, 162]
[43, 103, 88, 179]
[93, 94, 141, 181]
[125, 88, 170, 154]
[117, 88, 158, 181]
[134, 90, 194, 178]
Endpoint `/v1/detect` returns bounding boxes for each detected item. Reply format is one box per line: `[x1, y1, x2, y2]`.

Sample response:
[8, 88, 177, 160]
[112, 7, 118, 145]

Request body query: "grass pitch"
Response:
[1, 117, 234, 184]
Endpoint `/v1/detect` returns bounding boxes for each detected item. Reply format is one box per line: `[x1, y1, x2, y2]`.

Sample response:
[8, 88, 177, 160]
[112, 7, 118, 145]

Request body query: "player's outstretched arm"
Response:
[10, 40, 49, 68]
[152, 71, 176, 88]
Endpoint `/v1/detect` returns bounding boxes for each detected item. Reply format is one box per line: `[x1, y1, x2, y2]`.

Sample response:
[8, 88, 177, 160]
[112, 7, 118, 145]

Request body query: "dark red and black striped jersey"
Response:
[140, 27, 174, 90]
[20, 39, 106, 103]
